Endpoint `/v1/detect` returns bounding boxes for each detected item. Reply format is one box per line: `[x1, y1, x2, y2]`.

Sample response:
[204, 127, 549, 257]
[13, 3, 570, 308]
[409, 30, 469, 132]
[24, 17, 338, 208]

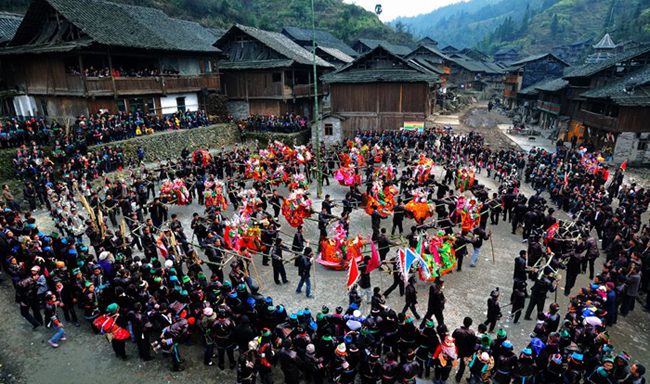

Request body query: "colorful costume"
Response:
[317, 224, 366, 270]
[159, 178, 190, 205]
[456, 197, 481, 232]
[282, 189, 313, 227]
[404, 188, 433, 224]
[417, 231, 457, 281]
[365, 182, 398, 217]
[192, 150, 212, 167]
[204, 180, 228, 210]
[413, 154, 434, 183]
[455, 168, 475, 192]
[289, 173, 309, 191]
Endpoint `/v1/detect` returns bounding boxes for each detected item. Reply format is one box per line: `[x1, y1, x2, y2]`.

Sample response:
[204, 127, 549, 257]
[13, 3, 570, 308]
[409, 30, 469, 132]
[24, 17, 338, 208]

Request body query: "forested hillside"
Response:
[0, 0, 415, 44]
[394, 0, 650, 57]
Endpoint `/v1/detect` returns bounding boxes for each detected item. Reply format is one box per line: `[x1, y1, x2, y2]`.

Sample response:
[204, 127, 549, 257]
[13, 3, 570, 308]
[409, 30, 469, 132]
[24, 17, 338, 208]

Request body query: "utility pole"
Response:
[311, 0, 322, 198]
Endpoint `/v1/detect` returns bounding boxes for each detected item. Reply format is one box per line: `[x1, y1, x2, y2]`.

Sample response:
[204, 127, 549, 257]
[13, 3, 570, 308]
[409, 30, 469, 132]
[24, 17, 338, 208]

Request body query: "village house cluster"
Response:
[0, 0, 649, 164]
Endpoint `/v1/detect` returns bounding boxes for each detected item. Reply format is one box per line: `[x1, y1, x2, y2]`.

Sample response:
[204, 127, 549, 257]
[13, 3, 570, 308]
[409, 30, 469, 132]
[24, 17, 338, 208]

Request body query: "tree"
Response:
[520, 3, 531, 34]
[550, 13, 559, 37]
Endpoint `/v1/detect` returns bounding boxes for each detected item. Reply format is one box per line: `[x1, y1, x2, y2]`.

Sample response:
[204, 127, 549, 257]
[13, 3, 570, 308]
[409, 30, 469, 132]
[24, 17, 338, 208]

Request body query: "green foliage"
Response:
[0, 0, 412, 44]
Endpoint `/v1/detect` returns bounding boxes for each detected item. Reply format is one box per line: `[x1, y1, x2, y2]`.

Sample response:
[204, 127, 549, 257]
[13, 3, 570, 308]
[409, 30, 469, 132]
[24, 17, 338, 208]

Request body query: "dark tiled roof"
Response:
[281, 26, 357, 57]
[323, 69, 438, 84]
[536, 78, 569, 92]
[509, 53, 569, 67]
[494, 48, 518, 55]
[218, 24, 333, 68]
[564, 44, 650, 79]
[517, 84, 540, 96]
[409, 58, 444, 75]
[11, 0, 219, 53]
[324, 45, 438, 84]
[355, 38, 412, 56]
[316, 46, 354, 64]
[0, 38, 93, 55]
[0, 13, 22, 45]
[218, 59, 294, 70]
[451, 58, 503, 74]
[581, 65, 650, 106]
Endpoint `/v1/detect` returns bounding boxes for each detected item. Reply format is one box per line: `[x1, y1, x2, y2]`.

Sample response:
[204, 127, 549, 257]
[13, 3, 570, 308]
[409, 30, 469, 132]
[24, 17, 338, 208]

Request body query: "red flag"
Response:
[563, 173, 569, 186]
[347, 257, 360, 290]
[620, 160, 627, 171]
[365, 236, 381, 273]
[224, 225, 233, 249]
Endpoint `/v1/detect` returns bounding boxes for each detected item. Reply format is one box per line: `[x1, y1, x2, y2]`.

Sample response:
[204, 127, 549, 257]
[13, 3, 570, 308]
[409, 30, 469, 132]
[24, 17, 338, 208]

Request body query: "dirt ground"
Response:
[1, 104, 648, 384]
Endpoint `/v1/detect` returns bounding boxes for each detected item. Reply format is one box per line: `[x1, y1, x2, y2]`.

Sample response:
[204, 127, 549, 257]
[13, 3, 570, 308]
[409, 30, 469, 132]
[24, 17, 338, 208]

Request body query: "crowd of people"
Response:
[0, 125, 648, 384]
[66, 65, 181, 78]
[2, 110, 211, 150]
[240, 114, 307, 133]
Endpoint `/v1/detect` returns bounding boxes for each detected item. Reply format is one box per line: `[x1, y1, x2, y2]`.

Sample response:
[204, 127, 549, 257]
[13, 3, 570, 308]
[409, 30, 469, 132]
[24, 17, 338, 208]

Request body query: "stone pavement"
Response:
[497, 123, 557, 153]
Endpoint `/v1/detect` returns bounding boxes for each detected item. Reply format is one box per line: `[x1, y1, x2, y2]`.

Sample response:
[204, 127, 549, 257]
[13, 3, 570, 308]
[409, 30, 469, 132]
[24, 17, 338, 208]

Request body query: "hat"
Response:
[617, 351, 630, 362]
[164, 260, 174, 268]
[571, 353, 584, 362]
[353, 310, 361, 318]
[606, 282, 615, 290]
[106, 303, 119, 315]
[170, 275, 178, 282]
[551, 354, 563, 365]
[99, 251, 110, 261]
[497, 329, 507, 338]
[522, 348, 532, 356]
[336, 343, 347, 355]
[182, 275, 191, 284]
[306, 344, 315, 354]
[425, 319, 435, 327]
[31, 265, 40, 272]
[480, 352, 490, 361]
[350, 303, 358, 310]
[203, 307, 214, 317]
[502, 341, 513, 350]
[72, 268, 81, 275]
[261, 328, 271, 337]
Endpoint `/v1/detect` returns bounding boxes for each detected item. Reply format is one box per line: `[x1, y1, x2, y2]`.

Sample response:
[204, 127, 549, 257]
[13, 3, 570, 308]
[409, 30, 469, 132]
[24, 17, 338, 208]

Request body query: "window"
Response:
[39, 99, 48, 117]
[272, 73, 282, 83]
[146, 98, 155, 113]
[324, 123, 333, 136]
[117, 99, 126, 113]
[638, 140, 648, 151]
[129, 98, 144, 114]
[176, 97, 186, 113]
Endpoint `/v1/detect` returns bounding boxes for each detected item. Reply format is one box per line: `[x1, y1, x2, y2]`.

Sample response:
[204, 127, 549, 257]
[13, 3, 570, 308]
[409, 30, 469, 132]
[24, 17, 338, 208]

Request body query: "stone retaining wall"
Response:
[89, 124, 240, 163]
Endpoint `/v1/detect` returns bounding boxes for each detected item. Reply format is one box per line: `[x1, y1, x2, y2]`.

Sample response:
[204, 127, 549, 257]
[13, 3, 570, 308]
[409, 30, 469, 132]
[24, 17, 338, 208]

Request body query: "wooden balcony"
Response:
[504, 89, 517, 98]
[292, 83, 329, 98]
[29, 74, 220, 97]
[504, 76, 519, 84]
[537, 100, 561, 115]
[581, 109, 618, 131]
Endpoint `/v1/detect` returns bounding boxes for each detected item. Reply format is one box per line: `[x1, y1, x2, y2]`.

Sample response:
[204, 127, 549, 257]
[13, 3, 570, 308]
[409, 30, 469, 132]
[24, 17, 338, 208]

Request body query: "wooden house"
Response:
[0, 12, 22, 47]
[352, 39, 413, 57]
[215, 24, 334, 119]
[502, 53, 569, 109]
[0, 0, 221, 119]
[280, 26, 357, 58]
[314, 46, 354, 68]
[319, 45, 440, 143]
[417, 37, 438, 47]
[493, 48, 519, 63]
[562, 44, 650, 164]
